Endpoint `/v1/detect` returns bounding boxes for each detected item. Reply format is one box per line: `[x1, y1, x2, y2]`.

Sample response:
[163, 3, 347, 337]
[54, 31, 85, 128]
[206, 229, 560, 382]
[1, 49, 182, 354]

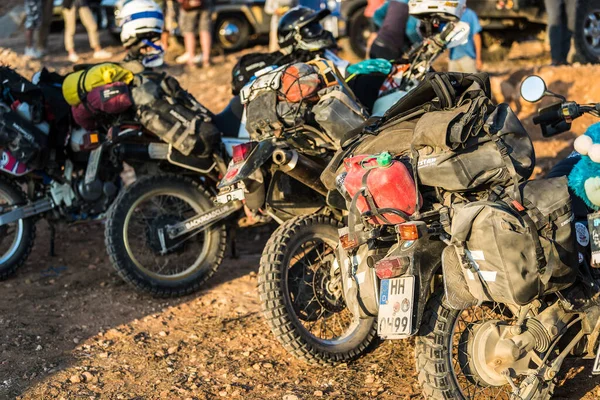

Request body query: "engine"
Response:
[49, 176, 118, 218]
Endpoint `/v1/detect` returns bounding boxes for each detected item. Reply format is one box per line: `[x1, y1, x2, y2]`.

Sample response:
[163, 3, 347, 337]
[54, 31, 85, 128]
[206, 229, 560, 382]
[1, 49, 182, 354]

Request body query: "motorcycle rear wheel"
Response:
[415, 290, 555, 400]
[105, 174, 227, 297]
[0, 176, 35, 280]
[258, 214, 377, 365]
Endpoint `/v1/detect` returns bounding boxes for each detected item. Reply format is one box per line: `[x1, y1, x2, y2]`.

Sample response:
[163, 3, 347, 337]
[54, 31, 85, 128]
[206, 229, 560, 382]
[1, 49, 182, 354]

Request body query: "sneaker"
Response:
[93, 49, 113, 59]
[68, 53, 80, 63]
[175, 52, 191, 64]
[24, 47, 41, 59]
[193, 54, 203, 64]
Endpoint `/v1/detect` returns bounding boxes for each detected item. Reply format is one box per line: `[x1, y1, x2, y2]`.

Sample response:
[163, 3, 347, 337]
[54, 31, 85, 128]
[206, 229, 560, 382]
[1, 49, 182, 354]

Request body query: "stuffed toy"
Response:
[569, 122, 600, 209]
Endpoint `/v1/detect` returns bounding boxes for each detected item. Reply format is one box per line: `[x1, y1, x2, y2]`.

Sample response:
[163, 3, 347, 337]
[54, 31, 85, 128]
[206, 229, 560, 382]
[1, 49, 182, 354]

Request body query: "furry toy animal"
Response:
[569, 122, 600, 209]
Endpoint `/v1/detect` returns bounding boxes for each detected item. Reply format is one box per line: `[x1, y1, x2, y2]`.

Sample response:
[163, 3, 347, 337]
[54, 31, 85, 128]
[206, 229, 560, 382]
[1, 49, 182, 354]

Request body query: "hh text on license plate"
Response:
[378, 276, 415, 339]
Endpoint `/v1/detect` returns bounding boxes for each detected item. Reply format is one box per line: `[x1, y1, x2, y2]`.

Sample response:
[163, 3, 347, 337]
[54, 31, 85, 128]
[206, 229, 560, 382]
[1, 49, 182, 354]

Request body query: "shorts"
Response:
[179, 7, 212, 34]
[24, 0, 43, 30]
[447, 56, 478, 74]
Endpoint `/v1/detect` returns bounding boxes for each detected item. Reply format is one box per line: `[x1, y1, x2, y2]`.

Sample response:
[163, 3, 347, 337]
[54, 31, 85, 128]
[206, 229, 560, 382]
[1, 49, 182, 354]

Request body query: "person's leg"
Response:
[545, 0, 567, 64]
[78, 5, 100, 51]
[565, 0, 577, 63]
[79, 5, 112, 58]
[24, 0, 42, 57]
[199, 9, 212, 66]
[37, 0, 54, 53]
[63, 6, 78, 60]
[177, 9, 198, 64]
[269, 15, 279, 52]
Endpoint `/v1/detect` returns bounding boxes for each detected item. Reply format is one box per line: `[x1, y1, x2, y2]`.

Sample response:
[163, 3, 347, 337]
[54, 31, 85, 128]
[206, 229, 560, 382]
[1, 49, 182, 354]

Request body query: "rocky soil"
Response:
[1, 29, 600, 399]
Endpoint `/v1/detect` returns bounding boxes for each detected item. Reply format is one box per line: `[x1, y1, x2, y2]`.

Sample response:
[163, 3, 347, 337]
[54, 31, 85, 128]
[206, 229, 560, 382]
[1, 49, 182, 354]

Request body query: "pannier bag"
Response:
[131, 72, 218, 157]
[63, 63, 134, 106]
[71, 82, 133, 130]
[443, 177, 577, 307]
[313, 86, 368, 146]
[413, 102, 535, 192]
[0, 108, 48, 166]
[343, 153, 420, 225]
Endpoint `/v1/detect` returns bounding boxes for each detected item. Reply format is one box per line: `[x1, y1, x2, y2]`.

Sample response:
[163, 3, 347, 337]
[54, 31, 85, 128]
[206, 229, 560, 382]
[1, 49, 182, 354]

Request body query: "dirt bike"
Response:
[258, 74, 600, 398]
[102, 93, 250, 297]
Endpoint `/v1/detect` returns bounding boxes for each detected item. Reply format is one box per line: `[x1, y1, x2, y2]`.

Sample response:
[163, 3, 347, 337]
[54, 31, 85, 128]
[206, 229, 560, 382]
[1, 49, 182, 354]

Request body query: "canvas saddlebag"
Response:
[131, 72, 218, 157]
[442, 177, 577, 308]
[313, 86, 368, 146]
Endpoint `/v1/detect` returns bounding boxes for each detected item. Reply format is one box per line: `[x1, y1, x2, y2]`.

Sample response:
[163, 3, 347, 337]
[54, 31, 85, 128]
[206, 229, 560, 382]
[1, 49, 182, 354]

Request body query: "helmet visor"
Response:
[301, 21, 324, 39]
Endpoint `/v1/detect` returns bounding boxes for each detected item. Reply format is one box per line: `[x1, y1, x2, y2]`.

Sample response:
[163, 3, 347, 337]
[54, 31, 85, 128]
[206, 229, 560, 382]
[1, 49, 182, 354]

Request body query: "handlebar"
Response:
[532, 101, 600, 137]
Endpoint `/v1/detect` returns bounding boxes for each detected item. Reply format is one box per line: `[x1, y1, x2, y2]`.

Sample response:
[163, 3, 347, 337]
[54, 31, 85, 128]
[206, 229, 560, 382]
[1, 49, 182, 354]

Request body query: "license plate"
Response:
[85, 146, 103, 185]
[377, 276, 415, 339]
[216, 188, 245, 204]
[593, 346, 600, 375]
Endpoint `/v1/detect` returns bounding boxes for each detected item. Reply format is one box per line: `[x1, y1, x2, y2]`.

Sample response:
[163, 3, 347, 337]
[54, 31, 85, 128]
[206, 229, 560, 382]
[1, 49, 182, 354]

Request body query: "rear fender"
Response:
[217, 140, 277, 188]
[399, 235, 446, 332]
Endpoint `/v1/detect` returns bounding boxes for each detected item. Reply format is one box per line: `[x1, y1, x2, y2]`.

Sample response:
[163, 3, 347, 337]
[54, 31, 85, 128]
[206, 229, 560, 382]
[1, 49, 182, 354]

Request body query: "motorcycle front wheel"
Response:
[415, 290, 555, 400]
[105, 174, 227, 297]
[0, 175, 35, 280]
[258, 214, 377, 365]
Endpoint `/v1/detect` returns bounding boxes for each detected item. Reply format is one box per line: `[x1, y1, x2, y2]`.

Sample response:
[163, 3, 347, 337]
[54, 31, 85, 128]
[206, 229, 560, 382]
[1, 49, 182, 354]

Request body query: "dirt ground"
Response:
[2, 28, 600, 399]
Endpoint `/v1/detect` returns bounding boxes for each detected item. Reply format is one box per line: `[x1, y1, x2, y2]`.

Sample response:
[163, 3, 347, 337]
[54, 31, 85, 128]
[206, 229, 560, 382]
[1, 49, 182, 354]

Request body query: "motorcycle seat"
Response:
[214, 96, 243, 138]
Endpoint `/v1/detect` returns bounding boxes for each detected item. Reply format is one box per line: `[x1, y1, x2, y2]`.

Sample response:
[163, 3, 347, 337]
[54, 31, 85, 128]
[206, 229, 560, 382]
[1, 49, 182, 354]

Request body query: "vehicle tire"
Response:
[214, 15, 250, 51]
[575, 0, 600, 63]
[105, 174, 227, 297]
[348, 7, 372, 59]
[258, 214, 377, 365]
[415, 290, 555, 399]
[0, 176, 35, 280]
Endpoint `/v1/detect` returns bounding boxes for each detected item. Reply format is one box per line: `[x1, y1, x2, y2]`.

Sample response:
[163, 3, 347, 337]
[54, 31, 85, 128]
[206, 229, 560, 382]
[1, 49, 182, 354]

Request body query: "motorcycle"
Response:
[0, 67, 165, 280]
[258, 74, 600, 398]
[102, 88, 250, 297]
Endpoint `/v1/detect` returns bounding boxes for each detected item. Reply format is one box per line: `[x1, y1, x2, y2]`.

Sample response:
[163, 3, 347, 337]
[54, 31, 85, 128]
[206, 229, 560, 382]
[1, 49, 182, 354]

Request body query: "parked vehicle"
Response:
[0, 66, 155, 280]
[261, 72, 600, 398]
[100, 0, 270, 51]
[102, 81, 250, 297]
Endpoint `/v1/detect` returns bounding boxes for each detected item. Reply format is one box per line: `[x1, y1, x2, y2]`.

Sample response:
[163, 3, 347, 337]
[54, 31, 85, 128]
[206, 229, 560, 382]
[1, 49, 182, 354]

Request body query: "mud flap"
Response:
[441, 245, 479, 310]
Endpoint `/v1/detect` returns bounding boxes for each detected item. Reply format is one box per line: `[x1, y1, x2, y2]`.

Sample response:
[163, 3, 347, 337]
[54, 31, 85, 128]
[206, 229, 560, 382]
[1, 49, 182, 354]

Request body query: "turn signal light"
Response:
[398, 224, 420, 241]
[232, 142, 257, 164]
[340, 233, 359, 250]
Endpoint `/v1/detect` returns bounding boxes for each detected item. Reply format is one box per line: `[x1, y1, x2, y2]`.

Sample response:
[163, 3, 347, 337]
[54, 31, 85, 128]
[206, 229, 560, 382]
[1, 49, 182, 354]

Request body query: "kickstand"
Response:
[229, 225, 239, 259]
[48, 222, 56, 257]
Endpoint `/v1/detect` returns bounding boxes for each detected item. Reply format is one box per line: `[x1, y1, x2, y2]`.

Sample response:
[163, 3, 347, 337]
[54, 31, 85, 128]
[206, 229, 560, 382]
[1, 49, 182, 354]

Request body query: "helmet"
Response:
[277, 6, 336, 53]
[119, 0, 164, 48]
[408, 0, 467, 21]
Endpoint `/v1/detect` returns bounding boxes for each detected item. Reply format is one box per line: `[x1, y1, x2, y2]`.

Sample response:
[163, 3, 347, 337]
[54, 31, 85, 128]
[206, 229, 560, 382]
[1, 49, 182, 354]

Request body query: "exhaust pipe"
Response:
[272, 149, 328, 196]
[116, 143, 169, 161]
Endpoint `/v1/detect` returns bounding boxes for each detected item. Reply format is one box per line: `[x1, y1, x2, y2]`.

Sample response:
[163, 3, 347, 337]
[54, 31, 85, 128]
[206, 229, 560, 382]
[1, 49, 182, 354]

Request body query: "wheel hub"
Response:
[145, 214, 184, 255]
[313, 257, 345, 314]
[219, 22, 241, 46]
[464, 320, 510, 387]
[584, 11, 600, 51]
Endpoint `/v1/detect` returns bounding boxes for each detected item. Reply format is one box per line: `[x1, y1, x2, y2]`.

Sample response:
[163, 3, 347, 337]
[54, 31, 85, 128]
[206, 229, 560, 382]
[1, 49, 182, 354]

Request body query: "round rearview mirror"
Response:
[520, 75, 547, 103]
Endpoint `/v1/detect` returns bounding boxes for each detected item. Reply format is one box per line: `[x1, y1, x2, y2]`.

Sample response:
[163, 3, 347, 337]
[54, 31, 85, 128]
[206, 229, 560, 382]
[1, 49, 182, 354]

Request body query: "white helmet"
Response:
[119, 0, 164, 48]
[408, 0, 467, 21]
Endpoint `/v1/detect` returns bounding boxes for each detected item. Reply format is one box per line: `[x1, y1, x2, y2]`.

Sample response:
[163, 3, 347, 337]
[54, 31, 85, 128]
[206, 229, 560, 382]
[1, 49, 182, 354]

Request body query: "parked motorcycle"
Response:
[0, 67, 167, 280]
[102, 84, 250, 297]
[258, 73, 600, 400]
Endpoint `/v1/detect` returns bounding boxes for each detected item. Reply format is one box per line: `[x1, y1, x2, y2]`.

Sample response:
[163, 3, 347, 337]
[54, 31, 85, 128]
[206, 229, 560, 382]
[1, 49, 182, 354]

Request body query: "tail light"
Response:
[374, 256, 410, 279]
[397, 222, 427, 241]
[340, 233, 359, 250]
[232, 142, 257, 164]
